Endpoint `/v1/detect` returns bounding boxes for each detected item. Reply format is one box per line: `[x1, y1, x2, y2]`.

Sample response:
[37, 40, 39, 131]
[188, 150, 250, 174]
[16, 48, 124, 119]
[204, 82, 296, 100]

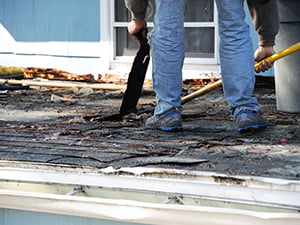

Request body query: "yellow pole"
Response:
[181, 80, 222, 104]
[182, 42, 300, 104]
[254, 42, 300, 69]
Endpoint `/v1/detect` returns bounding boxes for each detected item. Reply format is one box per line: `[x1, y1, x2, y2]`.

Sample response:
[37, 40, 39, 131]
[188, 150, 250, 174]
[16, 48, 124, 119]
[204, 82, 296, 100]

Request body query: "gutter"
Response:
[0, 163, 299, 225]
[1, 189, 300, 225]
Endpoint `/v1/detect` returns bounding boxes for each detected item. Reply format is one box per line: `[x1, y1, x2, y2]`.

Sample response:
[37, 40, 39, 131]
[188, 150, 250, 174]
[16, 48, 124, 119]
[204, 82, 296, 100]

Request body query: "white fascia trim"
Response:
[0, 165, 299, 209]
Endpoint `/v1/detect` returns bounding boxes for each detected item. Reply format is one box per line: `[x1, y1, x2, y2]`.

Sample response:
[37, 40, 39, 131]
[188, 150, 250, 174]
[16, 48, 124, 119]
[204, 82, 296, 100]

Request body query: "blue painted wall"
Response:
[0, 0, 274, 75]
[0, 208, 149, 225]
[0, 0, 100, 42]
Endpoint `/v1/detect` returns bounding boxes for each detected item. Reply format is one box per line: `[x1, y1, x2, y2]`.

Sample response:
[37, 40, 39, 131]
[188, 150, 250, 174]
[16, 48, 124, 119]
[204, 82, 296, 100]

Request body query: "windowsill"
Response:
[109, 59, 221, 80]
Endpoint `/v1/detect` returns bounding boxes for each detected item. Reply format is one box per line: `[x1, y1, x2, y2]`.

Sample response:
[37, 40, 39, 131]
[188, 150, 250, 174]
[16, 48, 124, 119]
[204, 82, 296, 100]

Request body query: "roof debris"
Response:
[0, 67, 299, 179]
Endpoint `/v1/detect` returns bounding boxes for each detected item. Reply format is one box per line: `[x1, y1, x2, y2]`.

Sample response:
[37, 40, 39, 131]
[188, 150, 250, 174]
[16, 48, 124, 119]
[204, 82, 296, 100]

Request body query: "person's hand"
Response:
[127, 20, 147, 43]
[254, 46, 275, 73]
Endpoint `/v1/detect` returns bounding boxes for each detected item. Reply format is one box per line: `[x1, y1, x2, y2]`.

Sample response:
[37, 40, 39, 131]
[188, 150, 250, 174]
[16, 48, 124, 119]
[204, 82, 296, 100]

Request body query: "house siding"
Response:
[0, 0, 273, 76]
[0, 0, 100, 42]
[0, 208, 148, 225]
[0, 0, 102, 75]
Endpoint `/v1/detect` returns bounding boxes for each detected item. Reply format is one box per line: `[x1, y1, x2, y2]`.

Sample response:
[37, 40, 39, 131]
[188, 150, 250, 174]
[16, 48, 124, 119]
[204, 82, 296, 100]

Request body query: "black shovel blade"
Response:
[119, 33, 150, 116]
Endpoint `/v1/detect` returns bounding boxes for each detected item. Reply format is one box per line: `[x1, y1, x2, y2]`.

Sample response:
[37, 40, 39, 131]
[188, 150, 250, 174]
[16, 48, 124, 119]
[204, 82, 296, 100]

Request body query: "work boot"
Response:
[145, 110, 183, 131]
[235, 109, 267, 132]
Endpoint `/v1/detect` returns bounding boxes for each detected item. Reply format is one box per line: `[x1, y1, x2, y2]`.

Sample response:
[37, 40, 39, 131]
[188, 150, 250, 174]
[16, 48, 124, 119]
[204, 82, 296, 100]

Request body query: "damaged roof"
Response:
[0, 72, 299, 180]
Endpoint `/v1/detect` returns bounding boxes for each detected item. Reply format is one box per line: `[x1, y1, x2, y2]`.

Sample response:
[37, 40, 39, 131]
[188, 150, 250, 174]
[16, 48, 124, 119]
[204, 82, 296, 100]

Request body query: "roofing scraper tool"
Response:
[119, 31, 150, 116]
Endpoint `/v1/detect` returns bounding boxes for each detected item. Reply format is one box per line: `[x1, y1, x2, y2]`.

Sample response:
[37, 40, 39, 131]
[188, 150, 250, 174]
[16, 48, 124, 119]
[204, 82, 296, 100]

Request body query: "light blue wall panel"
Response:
[0, 208, 4, 225]
[0, 0, 100, 42]
[0, 208, 149, 225]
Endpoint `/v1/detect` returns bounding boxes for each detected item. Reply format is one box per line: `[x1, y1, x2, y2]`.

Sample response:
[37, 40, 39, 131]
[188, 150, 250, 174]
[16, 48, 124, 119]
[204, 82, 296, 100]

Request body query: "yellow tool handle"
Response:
[181, 79, 222, 104]
[254, 42, 300, 69]
[182, 42, 300, 105]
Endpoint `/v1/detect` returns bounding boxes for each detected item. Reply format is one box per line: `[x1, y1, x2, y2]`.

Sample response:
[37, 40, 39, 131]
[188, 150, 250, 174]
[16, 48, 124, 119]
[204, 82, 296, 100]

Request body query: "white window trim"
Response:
[100, 0, 113, 71]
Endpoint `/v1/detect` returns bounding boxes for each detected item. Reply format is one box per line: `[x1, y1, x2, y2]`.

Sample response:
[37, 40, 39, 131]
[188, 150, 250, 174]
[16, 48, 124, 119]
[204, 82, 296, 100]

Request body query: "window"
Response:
[113, 0, 218, 64]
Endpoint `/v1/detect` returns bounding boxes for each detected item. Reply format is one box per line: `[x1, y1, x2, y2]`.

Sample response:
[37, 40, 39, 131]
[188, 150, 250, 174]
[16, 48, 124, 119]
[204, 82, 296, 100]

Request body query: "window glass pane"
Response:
[115, 0, 213, 22]
[116, 27, 136, 56]
[184, 0, 214, 22]
[115, 0, 215, 58]
[116, 27, 214, 58]
[114, 0, 155, 22]
[114, 0, 131, 22]
[185, 27, 215, 58]
[145, 0, 155, 22]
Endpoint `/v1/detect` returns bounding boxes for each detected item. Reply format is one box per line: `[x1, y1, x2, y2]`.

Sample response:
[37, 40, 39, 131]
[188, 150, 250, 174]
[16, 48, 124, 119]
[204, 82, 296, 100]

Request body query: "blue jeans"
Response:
[151, 0, 260, 117]
[150, 0, 186, 116]
[215, 0, 260, 117]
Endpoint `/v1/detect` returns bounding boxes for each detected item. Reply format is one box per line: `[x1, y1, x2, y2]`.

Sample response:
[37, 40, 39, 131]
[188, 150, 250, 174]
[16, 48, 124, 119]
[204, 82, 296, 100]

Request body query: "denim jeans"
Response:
[150, 0, 186, 116]
[151, 0, 260, 117]
[215, 0, 260, 117]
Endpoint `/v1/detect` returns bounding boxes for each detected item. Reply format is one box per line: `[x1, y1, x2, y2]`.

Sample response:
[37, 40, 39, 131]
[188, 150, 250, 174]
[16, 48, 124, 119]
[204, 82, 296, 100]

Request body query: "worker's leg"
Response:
[150, 0, 186, 116]
[215, 0, 260, 117]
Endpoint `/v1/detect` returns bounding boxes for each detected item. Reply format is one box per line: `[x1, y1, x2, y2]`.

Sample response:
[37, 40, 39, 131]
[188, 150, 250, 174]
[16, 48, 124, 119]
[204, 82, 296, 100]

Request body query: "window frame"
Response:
[102, 0, 220, 73]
